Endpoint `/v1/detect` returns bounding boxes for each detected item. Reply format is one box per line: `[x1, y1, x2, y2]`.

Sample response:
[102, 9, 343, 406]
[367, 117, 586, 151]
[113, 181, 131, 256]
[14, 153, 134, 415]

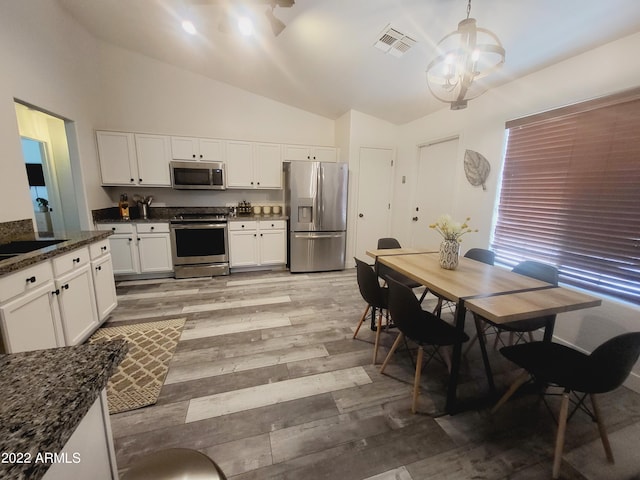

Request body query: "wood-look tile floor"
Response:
[106, 269, 640, 479]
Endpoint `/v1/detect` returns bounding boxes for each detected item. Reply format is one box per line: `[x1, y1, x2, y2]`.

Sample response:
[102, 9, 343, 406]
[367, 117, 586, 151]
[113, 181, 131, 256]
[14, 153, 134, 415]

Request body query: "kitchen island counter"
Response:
[0, 340, 127, 480]
[0, 230, 111, 277]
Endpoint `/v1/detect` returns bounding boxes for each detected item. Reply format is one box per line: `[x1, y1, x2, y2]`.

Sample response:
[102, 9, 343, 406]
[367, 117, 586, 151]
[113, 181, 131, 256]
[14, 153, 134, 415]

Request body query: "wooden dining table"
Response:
[366, 249, 602, 414]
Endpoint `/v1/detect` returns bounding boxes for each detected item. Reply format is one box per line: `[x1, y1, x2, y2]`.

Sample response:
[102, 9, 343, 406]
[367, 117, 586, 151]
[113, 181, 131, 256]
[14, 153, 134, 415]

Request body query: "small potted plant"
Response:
[36, 197, 49, 212]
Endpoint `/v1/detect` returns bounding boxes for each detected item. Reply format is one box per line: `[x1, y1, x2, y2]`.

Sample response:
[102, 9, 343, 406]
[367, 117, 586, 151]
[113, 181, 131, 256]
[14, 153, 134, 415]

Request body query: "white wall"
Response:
[95, 44, 335, 146]
[395, 31, 640, 387]
[0, 1, 105, 226]
[335, 110, 398, 267]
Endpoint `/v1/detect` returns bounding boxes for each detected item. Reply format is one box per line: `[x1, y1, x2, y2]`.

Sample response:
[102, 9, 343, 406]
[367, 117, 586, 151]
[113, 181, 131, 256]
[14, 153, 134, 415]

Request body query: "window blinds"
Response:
[493, 96, 640, 304]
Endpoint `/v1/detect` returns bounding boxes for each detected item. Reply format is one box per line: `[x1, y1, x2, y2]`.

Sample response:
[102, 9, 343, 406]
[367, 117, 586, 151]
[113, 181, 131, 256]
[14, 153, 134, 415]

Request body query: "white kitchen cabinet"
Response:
[96, 131, 171, 186]
[0, 280, 63, 353]
[171, 136, 224, 161]
[229, 220, 286, 268]
[90, 239, 118, 322]
[134, 133, 172, 186]
[228, 221, 258, 267]
[258, 220, 287, 265]
[227, 141, 282, 189]
[97, 131, 137, 185]
[56, 263, 99, 346]
[283, 145, 337, 163]
[99, 223, 172, 275]
[43, 390, 118, 480]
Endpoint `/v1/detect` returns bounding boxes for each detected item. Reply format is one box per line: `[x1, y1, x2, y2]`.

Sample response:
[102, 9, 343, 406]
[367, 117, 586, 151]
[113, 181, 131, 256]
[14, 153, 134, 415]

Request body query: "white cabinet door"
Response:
[138, 233, 173, 273]
[135, 134, 171, 186]
[0, 281, 62, 353]
[255, 143, 282, 188]
[259, 229, 286, 265]
[171, 136, 199, 160]
[313, 146, 338, 163]
[226, 140, 254, 188]
[229, 230, 259, 267]
[56, 265, 99, 346]
[199, 138, 224, 161]
[283, 145, 311, 162]
[92, 255, 118, 322]
[108, 235, 139, 274]
[97, 131, 137, 185]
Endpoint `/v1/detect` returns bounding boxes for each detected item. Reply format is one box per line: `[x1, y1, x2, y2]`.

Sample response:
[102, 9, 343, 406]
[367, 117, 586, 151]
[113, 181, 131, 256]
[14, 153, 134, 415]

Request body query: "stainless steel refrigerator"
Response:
[285, 161, 348, 273]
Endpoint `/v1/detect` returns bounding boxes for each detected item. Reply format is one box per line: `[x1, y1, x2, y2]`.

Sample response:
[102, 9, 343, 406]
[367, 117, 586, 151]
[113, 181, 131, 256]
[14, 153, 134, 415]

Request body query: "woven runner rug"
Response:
[88, 318, 186, 414]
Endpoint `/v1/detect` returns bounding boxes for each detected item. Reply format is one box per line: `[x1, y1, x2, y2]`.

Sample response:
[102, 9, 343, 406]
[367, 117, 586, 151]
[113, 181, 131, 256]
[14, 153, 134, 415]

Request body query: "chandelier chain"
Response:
[466, 0, 471, 20]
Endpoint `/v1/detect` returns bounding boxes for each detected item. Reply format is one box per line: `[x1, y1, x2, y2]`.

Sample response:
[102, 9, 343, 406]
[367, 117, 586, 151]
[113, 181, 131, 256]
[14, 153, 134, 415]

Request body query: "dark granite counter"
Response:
[0, 230, 112, 277]
[229, 215, 288, 222]
[0, 340, 127, 480]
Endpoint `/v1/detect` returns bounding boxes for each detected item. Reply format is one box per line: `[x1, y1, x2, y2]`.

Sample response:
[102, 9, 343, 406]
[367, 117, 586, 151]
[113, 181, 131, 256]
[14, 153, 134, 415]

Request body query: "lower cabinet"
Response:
[229, 220, 286, 268]
[0, 239, 117, 354]
[98, 223, 173, 275]
[0, 280, 63, 353]
[43, 390, 118, 480]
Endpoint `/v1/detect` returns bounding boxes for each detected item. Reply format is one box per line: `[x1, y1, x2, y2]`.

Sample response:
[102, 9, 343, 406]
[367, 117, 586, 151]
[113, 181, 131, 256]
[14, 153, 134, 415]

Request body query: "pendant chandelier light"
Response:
[426, 0, 505, 110]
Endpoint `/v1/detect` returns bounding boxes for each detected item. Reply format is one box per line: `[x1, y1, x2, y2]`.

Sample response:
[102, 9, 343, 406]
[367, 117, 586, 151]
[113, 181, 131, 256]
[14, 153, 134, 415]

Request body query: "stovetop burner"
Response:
[170, 213, 228, 222]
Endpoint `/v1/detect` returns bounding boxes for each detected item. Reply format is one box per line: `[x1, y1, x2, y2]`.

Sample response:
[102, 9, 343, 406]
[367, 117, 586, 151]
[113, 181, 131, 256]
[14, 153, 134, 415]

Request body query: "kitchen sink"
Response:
[0, 239, 67, 255]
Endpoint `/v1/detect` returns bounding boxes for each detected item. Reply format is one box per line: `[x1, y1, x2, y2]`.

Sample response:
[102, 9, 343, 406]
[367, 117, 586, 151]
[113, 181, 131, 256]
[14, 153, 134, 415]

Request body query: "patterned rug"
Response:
[89, 318, 186, 414]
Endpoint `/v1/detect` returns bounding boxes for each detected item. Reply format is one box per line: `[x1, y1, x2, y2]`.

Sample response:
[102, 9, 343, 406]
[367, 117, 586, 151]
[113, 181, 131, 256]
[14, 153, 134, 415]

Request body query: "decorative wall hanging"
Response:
[463, 149, 490, 190]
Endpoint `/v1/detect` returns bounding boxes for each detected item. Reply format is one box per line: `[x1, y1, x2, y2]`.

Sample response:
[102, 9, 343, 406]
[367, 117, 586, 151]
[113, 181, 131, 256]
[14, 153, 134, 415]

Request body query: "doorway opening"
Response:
[15, 101, 82, 234]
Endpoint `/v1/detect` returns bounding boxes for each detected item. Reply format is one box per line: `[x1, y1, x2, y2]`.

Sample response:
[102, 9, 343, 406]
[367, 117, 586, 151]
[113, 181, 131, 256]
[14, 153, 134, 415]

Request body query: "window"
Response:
[492, 90, 640, 304]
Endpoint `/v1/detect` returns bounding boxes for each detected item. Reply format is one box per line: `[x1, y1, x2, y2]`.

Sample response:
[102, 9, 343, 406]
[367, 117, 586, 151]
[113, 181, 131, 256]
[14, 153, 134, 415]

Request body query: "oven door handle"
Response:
[170, 223, 228, 229]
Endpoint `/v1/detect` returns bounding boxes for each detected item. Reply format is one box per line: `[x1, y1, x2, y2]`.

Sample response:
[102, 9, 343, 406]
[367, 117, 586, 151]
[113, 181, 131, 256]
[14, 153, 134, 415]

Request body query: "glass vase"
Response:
[439, 239, 460, 270]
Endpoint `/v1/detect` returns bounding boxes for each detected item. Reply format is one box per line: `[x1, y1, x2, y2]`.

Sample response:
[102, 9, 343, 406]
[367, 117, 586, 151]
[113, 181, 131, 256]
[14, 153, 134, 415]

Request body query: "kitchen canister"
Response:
[253, 206, 262, 215]
[272, 205, 281, 215]
[262, 206, 272, 215]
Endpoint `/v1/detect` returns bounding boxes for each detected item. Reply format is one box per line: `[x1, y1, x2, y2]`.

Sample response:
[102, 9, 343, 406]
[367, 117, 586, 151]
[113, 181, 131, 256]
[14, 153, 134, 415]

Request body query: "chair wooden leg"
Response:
[412, 346, 424, 414]
[591, 394, 614, 463]
[380, 332, 404, 374]
[372, 309, 383, 365]
[491, 371, 530, 414]
[353, 304, 370, 339]
[552, 390, 570, 479]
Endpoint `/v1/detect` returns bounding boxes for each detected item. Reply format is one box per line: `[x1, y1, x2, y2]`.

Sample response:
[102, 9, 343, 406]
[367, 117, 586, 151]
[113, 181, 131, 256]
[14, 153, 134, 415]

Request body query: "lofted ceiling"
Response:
[57, 0, 640, 125]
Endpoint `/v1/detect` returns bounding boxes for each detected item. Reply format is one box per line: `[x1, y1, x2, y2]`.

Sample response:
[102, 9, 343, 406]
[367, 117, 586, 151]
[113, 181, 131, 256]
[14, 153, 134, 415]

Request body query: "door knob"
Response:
[359, 213, 364, 218]
[412, 217, 419, 221]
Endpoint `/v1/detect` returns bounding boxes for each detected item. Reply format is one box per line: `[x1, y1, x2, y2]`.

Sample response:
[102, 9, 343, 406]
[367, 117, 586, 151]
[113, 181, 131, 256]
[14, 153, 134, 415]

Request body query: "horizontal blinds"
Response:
[493, 98, 640, 304]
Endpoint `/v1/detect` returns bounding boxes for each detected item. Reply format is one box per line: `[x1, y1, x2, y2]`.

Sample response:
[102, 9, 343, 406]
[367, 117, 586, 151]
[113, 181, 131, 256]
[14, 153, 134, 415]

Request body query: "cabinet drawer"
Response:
[259, 220, 286, 230]
[89, 239, 110, 259]
[99, 223, 134, 235]
[52, 247, 90, 277]
[229, 221, 258, 231]
[0, 261, 54, 304]
[136, 222, 169, 234]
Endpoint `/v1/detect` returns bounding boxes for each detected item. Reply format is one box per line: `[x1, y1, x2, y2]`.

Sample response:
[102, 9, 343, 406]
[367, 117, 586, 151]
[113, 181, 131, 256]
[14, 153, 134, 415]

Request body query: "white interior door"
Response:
[355, 147, 393, 261]
[411, 138, 459, 248]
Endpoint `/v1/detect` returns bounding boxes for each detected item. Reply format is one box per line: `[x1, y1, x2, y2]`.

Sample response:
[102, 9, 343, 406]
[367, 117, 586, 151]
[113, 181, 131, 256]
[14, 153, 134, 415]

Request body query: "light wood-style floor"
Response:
[106, 269, 640, 479]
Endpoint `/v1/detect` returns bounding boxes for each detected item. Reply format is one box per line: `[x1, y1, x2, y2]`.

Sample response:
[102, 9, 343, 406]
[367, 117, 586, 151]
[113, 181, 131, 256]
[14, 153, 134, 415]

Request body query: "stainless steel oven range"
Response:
[170, 213, 229, 278]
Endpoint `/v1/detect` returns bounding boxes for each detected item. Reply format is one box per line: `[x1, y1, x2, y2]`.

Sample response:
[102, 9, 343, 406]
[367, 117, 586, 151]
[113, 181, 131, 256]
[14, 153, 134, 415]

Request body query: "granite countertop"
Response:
[228, 215, 288, 222]
[0, 340, 128, 480]
[0, 230, 112, 277]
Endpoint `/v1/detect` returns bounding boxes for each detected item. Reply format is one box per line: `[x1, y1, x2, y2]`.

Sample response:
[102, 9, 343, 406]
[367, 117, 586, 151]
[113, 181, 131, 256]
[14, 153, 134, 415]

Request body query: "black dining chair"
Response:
[376, 238, 429, 304]
[492, 332, 640, 479]
[354, 257, 390, 364]
[380, 278, 469, 413]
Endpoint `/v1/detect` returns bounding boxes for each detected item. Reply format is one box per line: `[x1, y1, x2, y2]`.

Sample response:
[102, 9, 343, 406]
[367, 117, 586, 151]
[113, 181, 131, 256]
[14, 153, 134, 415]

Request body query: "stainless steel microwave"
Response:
[170, 161, 226, 190]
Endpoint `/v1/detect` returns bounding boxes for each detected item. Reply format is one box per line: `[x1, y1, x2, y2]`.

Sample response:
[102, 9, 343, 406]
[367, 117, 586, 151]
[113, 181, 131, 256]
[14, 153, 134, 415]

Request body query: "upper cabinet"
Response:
[227, 142, 282, 189]
[171, 136, 224, 162]
[97, 131, 171, 187]
[283, 145, 338, 163]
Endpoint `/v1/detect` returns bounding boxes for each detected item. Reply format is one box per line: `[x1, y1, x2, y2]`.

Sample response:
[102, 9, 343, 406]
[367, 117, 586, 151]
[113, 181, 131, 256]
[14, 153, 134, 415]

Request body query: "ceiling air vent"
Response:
[374, 24, 416, 58]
